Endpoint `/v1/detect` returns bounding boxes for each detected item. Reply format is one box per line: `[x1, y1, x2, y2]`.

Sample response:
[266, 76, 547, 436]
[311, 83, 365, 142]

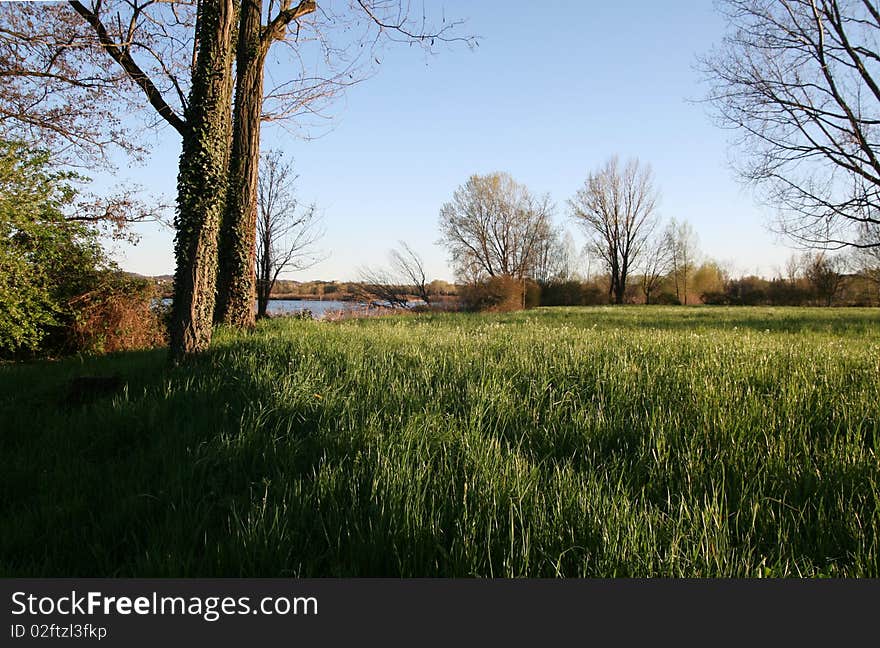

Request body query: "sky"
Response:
[106, 0, 794, 283]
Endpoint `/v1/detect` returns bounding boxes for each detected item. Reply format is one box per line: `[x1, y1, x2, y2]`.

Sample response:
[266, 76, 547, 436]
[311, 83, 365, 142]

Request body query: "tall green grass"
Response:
[1, 307, 878, 576]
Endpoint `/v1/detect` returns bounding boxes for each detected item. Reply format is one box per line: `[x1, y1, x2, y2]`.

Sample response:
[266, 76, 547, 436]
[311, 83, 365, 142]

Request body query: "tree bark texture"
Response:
[169, 0, 237, 361]
[215, 0, 266, 328]
[215, 0, 316, 327]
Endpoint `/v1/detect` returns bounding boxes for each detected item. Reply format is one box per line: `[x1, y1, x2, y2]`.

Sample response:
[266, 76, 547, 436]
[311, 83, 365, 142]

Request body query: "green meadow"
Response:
[2, 306, 879, 576]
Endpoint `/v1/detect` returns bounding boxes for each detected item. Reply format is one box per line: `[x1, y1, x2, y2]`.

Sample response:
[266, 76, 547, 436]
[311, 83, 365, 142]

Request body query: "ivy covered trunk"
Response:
[215, 0, 317, 327]
[214, 0, 266, 328]
[169, 0, 237, 361]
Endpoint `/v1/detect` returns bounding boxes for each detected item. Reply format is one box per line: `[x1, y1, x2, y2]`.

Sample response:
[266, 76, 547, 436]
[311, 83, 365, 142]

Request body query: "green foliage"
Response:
[0, 140, 164, 357]
[1, 307, 878, 576]
[0, 140, 103, 355]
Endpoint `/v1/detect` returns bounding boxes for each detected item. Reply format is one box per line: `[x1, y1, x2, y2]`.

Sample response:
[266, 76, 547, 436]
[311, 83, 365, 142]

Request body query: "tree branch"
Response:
[68, 0, 187, 134]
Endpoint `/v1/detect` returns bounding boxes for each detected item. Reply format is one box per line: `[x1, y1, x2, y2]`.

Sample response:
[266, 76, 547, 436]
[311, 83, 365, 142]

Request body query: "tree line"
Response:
[423, 158, 880, 310]
[432, 159, 707, 307]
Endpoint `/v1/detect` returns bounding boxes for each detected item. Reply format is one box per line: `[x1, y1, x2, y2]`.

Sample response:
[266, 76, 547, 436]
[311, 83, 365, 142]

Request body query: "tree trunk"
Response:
[256, 286, 269, 319]
[215, 0, 267, 328]
[169, 0, 237, 361]
[256, 255, 271, 318]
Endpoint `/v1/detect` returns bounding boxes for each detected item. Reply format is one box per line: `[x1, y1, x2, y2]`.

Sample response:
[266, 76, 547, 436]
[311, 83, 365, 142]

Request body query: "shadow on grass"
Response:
[0, 340, 472, 576]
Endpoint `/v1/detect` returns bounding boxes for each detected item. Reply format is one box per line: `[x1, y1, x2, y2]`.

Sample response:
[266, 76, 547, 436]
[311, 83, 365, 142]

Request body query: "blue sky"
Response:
[108, 0, 793, 282]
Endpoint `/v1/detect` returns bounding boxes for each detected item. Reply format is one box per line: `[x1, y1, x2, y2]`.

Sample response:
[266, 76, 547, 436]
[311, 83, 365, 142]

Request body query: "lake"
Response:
[160, 298, 379, 319]
[264, 299, 368, 318]
[159, 297, 429, 319]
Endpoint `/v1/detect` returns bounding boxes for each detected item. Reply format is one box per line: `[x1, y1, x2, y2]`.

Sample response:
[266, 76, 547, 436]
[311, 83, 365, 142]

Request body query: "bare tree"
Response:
[640, 229, 672, 305]
[390, 241, 431, 306]
[0, 3, 180, 236]
[665, 218, 700, 305]
[358, 241, 431, 308]
[256, 150, 324, 319]
[531, 226, 578, 284]
[852, 233, 880, 298]
[784, 252, 803, 285]
[438, 172, 554, 282]
[69, 186, 171, 243]
[0, 1, 195, 166]
[702, 0, 880, 250]
[356, 266, 410, 309]
[569, 157, 660, 304]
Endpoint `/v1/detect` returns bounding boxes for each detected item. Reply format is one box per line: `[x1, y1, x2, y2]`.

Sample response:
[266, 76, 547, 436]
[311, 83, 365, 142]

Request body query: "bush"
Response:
[459, 276, 525, 312]
[652, 292, 681, 305]
[66, 273, 167, 354]
[540, 280, 584, 306]
[700, 291, 729, 305]
[539, 280, 609, 306]
[0, 140, 100, 356]
[0, 140, 166, 358]
[524, 279, 541, 308]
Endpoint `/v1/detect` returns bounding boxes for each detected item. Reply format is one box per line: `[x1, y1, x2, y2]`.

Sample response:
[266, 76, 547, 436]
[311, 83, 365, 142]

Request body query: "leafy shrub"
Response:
[0, 140, 98, 356]
[0, 140, 165, 357]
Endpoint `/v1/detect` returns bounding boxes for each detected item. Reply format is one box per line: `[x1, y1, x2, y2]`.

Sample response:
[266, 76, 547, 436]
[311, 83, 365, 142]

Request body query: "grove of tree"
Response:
[0, 1, 472, 358]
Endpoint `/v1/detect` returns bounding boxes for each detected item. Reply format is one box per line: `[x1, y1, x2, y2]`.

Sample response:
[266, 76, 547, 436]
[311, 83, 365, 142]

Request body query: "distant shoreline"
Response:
[268, 294, 360, 302]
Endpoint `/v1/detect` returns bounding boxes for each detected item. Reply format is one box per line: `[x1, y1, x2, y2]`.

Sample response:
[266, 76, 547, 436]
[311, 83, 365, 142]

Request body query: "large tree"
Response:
[1, 0, 230, 359]
[438, 173, 554, 282]
[0, 1, 193, 165]
[703, 0, 880, 250]
[214, 0, 471, 327]
[569, 157, 660, 304]
[214, 0, 317, 327]
[0, 2, 180, 234]
[168, 0, 237, 360]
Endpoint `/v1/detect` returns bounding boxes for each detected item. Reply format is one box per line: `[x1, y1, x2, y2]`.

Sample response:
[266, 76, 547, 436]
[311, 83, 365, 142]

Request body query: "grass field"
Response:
[1, 306, 879, 577]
